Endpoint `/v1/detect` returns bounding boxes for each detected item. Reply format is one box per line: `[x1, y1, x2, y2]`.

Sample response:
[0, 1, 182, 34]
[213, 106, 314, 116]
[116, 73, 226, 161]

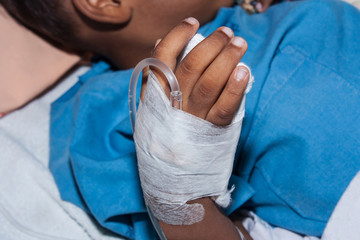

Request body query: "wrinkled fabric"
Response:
[50, 62, 155, 239]
[0, 66, 121, 240]
[50, 0, 360, 238]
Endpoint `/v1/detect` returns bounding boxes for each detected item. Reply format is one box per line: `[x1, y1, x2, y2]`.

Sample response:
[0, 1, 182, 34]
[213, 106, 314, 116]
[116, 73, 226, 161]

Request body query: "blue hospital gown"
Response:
[49, 0, 360, 238]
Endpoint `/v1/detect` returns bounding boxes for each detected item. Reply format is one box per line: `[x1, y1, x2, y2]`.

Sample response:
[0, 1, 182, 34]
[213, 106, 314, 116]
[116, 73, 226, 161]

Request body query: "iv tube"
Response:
[128, 57, 182, 132]
[128, 58, 182, 240]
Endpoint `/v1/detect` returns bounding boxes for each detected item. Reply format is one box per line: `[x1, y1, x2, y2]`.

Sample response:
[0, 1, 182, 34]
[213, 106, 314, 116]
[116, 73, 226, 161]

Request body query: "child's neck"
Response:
[0, 6, 80, 113]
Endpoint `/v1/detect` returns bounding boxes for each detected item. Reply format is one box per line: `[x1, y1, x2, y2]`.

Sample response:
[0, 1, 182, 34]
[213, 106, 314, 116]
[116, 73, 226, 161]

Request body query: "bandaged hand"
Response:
[135, 18, 252, 227]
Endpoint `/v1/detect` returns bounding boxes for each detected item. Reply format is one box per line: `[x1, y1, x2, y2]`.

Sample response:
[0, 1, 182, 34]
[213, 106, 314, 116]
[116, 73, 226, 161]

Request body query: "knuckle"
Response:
[178, 57, 200, 75]
[194, 81, 216, 101]
[226, 85, 244, 97]
[151, 48, 161, 58]
[151, 43, 168, 58]
[212, 107, 234, 125]
[208, 30, 232, 47]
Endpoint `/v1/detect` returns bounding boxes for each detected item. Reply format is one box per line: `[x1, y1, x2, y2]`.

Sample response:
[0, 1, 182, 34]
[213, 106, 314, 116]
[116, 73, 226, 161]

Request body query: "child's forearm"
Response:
[159, 198, 247, 240]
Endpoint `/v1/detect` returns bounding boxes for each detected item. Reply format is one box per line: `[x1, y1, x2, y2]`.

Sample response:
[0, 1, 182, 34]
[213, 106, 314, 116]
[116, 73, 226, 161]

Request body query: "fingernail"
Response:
[184, 17, 198, 25]
[256, 2, 263, 12]
[232, 37, 245, 47]
[235, 67, 249, 82]
[155, 38, 162, 48]
[221, 27, 234, 38]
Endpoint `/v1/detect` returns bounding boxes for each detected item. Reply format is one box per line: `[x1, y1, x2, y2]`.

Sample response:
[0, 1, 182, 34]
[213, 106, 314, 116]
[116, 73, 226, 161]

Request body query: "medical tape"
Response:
[134, 34, 254, 225]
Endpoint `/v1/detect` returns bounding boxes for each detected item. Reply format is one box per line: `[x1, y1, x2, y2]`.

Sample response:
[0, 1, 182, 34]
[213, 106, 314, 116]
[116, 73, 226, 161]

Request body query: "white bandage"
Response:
[134, 34, 254, 225]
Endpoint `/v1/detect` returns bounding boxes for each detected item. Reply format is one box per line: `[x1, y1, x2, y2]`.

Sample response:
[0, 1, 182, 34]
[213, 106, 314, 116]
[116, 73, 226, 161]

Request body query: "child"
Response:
[2, 0, 360, 239]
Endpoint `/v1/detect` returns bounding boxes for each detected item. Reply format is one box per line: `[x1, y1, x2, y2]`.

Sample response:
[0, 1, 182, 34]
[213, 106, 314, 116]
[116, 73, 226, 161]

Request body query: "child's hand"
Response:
[136, 18, 251, 237]
[141, 17, 250, 126]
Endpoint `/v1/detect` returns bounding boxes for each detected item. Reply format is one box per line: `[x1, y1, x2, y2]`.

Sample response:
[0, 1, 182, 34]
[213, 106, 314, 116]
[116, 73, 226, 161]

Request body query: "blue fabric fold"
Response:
[50, 65, 155, 239]
[50, 1, 360, 238]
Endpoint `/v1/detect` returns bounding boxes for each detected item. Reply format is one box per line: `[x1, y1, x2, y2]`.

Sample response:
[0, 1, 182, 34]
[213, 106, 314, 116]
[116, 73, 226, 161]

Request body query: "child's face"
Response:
[68, 0, 234, 68]
[110, 0, 234, 67]
[128, 0, 233, 43]
[1, 0, 234, 68]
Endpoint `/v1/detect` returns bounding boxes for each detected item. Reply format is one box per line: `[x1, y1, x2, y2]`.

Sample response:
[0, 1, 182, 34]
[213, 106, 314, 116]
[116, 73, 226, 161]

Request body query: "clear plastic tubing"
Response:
[128, 57, 182, 240]
[128, 57, 182, 132]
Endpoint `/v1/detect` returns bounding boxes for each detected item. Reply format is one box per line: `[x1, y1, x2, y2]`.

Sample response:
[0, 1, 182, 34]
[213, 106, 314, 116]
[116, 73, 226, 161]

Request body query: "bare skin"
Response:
[1, 0, 275, 238]
[0, 5, 80, 113]
[147, 18, 249, 126]
[0, 0, 279, 112]
[56, 0, 235, 69]
[65, 0, 279, 68]
[53, 1, 251, 238]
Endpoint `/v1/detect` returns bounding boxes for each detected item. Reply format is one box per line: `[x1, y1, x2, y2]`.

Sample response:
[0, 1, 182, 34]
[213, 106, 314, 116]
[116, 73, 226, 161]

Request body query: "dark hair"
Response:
[0, 0, 76, 44]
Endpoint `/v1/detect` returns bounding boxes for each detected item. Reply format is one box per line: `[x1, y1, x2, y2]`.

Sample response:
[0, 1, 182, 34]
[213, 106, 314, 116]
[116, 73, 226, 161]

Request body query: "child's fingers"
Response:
[205, 66, 249, 126]
[175, 27, 234, 96]
[186, 37, 247, 118]
[152, 17, 199, 70]
[151, 18, 199, 93]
